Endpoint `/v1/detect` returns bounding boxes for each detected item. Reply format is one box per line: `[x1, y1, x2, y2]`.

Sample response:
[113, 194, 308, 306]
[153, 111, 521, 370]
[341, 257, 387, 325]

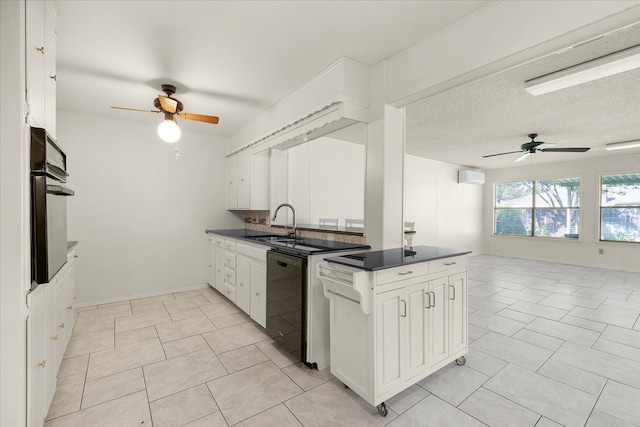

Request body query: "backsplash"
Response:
[244, 210, 366, 244]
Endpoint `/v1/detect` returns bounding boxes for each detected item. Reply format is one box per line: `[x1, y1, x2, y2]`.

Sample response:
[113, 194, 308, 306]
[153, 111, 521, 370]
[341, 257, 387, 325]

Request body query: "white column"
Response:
[364, 65, 405, 250]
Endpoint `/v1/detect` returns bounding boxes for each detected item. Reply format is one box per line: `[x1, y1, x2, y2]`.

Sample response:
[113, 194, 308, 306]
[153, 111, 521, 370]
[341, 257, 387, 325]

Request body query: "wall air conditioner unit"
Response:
[458, 170, 485, 185]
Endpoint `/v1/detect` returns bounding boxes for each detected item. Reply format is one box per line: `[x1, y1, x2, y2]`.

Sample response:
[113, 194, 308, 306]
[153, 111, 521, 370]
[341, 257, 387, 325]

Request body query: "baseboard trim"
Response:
[75, 283, 211, 308]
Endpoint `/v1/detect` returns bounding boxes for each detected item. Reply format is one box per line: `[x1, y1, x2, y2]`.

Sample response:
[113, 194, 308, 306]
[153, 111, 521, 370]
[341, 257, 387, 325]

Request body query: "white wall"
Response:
[484, 154, 640, 272]
[404, 155, 483, 255]
[58, 111, 242, 305]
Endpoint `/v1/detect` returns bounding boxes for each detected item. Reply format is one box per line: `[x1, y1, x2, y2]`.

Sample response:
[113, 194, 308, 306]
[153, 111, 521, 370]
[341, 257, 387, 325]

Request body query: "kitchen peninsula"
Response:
[318, 246, 470, 416]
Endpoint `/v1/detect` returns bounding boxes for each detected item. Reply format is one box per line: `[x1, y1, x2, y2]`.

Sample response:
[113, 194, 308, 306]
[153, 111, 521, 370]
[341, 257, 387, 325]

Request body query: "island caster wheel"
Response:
[377, 402, 388, 417]
[455, 356, 466, 366]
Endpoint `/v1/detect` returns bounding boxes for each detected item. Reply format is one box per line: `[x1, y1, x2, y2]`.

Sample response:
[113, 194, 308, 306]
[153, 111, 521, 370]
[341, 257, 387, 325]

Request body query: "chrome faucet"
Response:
[272, 203, 296, 238]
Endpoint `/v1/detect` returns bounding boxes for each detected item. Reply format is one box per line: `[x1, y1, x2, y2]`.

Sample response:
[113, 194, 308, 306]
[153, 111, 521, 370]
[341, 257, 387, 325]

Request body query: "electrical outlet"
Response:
[598, 248, 604, 255]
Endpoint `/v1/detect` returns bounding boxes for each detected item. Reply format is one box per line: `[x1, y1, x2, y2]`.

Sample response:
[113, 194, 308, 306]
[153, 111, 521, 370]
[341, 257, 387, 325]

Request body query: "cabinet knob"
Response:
[36, 46, 45, 54]
[51, 334, 58, 341]
[239, 282, 244, 286]
[229, 181, 233, 184]
[58, 323, 65, 329]
[225, 274, 230, 278]
[67, 305, 73, 310]
[217, 269, 221, 272]
[73, 296, 77, 300]
[50, 75, 57, 82]
[74, 255, 79, 258]
[255, 292, 260, 296]
[240, 179, 244, 182]
[38, 360, 46, 368]
[209, 264, 212, 267]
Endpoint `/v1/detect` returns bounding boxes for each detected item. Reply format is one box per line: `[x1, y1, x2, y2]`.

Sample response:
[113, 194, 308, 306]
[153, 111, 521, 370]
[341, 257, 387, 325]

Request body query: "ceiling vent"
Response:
[458, 170, 485, 185]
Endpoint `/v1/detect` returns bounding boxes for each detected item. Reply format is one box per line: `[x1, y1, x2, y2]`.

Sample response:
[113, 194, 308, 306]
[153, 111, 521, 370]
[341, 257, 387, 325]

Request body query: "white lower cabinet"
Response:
[206, 234, 267, 328]
[28, 248, 77, 427]
[319, 255, 468, 411]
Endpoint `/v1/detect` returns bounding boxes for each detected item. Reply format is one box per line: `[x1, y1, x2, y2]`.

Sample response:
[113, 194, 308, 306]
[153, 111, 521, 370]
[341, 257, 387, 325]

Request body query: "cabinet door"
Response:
[26, 0, 46, 128]
[44, 0, 56, 138]
[215, 247, 225, 291]
[28, 285, 47, 427]
[427, 277, 449, 366]
[236, 255, 251, 314]
[406, 283, 427, 380]
[207, 242, 216, 286]
[225, 155, 238, 209]
[63, 266, 75, 348]
[250, 261, 266, 328]
[375, 289, 404, 396]
[237, 148, 251, 209]
[448, 272, 467, 355]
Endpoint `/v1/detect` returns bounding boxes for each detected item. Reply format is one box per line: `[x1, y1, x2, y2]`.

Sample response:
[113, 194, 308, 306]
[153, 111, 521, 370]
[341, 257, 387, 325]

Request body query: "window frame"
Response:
[493, 178, 581, 239]
[599, 172, 640, 244]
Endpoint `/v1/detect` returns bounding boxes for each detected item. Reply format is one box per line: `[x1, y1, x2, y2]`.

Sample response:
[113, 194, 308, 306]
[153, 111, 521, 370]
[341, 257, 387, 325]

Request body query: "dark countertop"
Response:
[206, 229, 370, 256]
[272, 223, 364, 236]
[324, 245, 471, 271]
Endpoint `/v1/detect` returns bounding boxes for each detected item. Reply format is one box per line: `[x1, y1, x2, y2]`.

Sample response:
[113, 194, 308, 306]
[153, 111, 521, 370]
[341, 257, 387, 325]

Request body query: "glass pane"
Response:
[601, 208, 640, 242]
[495, 209, 532, 235]
[535, 178, 580, 207]
[601, 173, 640, 206]
[496, 181, 533, 208]
[534, 209, 579, 238]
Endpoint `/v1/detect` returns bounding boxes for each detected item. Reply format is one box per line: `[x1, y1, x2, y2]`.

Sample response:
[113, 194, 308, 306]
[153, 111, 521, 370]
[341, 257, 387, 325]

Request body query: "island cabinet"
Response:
[318, 247, 469, 416]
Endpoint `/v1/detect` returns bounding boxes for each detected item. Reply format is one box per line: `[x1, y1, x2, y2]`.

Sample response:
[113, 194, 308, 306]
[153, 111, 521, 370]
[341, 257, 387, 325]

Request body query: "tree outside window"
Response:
[495, 178, 580, 238]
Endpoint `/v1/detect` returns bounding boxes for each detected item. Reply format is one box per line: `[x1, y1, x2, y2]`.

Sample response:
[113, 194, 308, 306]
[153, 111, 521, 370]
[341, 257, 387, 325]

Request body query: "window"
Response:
[495, 178, 580, 238]
[600, 173, 640, 243]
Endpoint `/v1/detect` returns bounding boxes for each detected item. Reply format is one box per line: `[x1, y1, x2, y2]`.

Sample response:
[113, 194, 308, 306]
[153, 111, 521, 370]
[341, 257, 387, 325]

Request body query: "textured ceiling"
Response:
[406, 23, 640, 170]
[56, 0, 488, 137]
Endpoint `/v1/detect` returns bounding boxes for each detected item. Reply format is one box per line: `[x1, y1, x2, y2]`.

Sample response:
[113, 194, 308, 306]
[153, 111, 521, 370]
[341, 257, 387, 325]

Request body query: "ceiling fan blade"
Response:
[535, 142, 555, 150]
[482, 151, 523, 158]
[539, 147, 591, 153]
[111, 106, 161, 113]
[515, 152, 531, 162]
[177, 112, 220, 124]
[158, 95, 178, 114]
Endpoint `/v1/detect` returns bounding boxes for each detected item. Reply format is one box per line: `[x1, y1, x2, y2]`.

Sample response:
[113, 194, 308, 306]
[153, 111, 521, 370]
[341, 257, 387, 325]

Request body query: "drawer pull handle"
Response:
[67, 306, 73, 310]
[449, 284, 456, 300]
[400, 300, 407, 317]
[58, 323, 65, 329]
[255, 292, 260, 296]
[239, 282, 244, 286]
[398, 271, 413, 276]
[36, 46, 45, 54]
[51, 334, 58, 341]
[444, 262, 456, 266]
[425, 291, 431, 309]
[38, 360, 46, 368]
[50, 74, 57, 81]
[225, 274, 230, 278]
[430, 292, 436, 307]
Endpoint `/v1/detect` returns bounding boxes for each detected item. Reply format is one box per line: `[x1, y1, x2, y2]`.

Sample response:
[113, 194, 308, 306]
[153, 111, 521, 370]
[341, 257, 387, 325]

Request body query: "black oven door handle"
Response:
[46, 185, 75, 196]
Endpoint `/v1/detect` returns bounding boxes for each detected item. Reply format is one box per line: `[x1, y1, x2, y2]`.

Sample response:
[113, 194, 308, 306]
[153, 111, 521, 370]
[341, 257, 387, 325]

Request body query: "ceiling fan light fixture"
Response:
[158, 114, 181, 143]
[605, 139, 640, 151]
[524, 44, 640, 96]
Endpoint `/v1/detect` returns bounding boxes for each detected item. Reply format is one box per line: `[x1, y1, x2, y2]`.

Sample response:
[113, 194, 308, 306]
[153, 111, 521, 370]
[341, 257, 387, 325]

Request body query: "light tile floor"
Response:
[45, 255, 640, 426]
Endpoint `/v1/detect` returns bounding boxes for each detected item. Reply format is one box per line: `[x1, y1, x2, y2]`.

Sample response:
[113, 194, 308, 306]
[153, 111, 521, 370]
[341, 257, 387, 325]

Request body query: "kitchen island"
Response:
[318, 245, 470, 416]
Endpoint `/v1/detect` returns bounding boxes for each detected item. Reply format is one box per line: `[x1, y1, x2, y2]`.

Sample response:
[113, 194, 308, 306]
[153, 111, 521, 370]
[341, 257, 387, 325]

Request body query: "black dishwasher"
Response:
[266, 249, 314, 368]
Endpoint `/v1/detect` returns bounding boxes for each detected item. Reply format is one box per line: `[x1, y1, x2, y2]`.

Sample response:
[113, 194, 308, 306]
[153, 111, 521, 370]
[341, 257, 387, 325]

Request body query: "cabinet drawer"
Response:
[236, 242, 267, 261]
[223, 240, 236, 251]
[376, 262, 430, 286]
[214, 237, 225, 247]
[223, 283, 236, 301]
[223, 268, 236, 285]
[206, 236, 216, 245]
[429, 256, 467, 275]
[224, 253, 236, 269]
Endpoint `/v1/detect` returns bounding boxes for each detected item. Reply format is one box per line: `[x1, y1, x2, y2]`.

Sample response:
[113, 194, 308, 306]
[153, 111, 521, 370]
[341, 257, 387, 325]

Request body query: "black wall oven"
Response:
[30, 127, 74, 288]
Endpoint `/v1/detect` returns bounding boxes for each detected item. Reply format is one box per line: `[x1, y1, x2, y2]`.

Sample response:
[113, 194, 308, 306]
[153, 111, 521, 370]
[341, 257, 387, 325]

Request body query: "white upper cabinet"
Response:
[26, 0, 57, 139]
[225, 147, 269, 210]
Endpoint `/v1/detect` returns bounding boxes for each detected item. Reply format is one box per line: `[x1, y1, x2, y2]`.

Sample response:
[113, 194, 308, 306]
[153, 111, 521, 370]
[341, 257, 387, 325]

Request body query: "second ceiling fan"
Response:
[483, 133, 590, 162]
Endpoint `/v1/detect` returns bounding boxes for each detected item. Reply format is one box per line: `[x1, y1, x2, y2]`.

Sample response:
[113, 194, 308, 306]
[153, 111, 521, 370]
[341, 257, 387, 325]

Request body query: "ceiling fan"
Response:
[111, 84, 219, 143]
[483, 133, 590, 162]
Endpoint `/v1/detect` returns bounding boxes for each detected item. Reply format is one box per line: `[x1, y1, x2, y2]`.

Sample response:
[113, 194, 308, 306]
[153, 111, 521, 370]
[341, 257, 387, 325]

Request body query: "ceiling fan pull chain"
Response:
[175, 145, 180, 160]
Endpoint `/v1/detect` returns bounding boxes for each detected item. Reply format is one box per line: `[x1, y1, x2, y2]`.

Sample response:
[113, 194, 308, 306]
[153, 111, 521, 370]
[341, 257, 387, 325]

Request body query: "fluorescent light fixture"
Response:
[605, 139, 640, 151]
[525, 45, 640, 96]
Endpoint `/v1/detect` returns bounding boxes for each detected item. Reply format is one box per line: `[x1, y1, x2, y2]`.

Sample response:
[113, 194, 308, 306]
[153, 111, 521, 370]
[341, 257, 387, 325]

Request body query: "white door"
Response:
[406, 283, 427, 380]
[428, 277, 449, 366]
[376, 289, 404, 396]
[448, 272, 467, 355]
[225, 155, 238, 209]
[26, 0, 46, 129]
[215, 247, 225, 291]
[44, 0, 56, 138]
[207, 242, 216, 286]
[237, 148, 251, 209]
[236, 255, 251, 314]
[28, 286, 47, 427]
[250, 261, 266, 327]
